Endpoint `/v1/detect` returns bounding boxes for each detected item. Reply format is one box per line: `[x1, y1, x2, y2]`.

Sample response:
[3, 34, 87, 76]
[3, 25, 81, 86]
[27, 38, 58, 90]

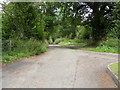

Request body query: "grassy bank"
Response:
[82, 38, 119, 54]
[109, 63, 120, 77]
[2, 39, 48, 64]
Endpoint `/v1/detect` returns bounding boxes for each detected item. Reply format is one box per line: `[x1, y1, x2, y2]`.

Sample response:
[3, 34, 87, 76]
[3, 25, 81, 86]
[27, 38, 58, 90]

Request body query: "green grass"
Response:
[109, 63, 120, 78]
[2, 53, 31, 64]
[82, 46, 119, 54]
[2, 55, 18, 64]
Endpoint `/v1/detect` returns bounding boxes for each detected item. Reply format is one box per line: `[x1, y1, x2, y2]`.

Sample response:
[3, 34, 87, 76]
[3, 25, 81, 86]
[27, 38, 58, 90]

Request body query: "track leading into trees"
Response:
[2, 47, 118, 88]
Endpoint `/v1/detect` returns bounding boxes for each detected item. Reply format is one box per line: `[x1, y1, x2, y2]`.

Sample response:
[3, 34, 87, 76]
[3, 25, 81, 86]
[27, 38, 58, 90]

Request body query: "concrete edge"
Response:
[106, 62, 120, 87]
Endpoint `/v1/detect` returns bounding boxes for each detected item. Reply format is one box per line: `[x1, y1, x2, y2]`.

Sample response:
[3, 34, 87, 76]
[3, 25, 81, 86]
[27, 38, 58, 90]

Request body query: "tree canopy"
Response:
[1, 1, 119, 43]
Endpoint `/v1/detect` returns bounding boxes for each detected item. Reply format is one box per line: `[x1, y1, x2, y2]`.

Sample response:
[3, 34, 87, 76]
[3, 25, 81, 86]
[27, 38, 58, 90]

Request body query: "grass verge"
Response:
[109, 63, 120, 78]
[81, 46, 119, 54]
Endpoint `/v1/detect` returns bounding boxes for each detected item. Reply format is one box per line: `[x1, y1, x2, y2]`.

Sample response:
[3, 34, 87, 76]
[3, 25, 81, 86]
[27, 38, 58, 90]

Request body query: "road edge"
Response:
[106, 63, 120, 87]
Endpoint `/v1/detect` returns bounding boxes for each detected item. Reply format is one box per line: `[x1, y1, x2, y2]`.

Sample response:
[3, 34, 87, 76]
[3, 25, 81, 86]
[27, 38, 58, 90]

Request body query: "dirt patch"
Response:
[98, 72, 117, 88]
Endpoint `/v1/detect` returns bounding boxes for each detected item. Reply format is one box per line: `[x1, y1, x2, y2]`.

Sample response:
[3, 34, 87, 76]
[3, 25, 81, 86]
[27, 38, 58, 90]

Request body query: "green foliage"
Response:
[1, 2, 119, 64]
[2, 39, 48, 63]
[2, 2, 49, 63]
[108, 1, 120, 39]
[57, 2, 83, 39]
[2, 2, 45, 40]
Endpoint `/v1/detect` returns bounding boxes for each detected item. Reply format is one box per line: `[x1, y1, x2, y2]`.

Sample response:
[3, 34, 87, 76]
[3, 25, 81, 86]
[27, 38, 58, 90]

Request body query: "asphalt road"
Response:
[2, 47, 118, 88]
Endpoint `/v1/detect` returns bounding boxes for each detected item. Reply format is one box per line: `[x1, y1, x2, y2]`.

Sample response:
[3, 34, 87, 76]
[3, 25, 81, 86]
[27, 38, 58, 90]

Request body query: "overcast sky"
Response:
[0, 0, 4, 3]
[0, 0, 8, 11]
[0, 0, 2, 12]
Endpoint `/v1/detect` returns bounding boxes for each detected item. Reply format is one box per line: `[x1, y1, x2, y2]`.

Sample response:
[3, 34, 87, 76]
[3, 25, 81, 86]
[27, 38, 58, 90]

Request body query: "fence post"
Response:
[10, 40, 11, 51]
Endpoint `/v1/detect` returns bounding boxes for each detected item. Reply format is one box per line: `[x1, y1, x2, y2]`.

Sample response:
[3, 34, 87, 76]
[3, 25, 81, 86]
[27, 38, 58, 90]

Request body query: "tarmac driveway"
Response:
[1, 47, 118, 88]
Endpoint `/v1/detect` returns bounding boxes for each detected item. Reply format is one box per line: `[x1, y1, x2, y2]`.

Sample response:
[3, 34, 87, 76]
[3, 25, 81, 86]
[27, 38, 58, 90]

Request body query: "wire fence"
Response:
[2, 40, 12, 52]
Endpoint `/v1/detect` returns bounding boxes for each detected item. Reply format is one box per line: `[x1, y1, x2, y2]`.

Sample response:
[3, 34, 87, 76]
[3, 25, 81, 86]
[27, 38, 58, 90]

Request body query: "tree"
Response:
[59, 2, 83, 38]
[83, 2, 115, 44]
[109, 1, 120, 39]
[2, 2, 45, 40]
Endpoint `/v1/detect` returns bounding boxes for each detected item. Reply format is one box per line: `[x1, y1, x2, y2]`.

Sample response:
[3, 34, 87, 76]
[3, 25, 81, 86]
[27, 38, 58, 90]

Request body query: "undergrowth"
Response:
[84, 38, 119, 54]
[2, 39, 48, 64]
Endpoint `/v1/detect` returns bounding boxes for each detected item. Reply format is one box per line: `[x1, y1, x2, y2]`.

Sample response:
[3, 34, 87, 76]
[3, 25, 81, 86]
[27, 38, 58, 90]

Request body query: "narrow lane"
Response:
[2, 48, 118, 88]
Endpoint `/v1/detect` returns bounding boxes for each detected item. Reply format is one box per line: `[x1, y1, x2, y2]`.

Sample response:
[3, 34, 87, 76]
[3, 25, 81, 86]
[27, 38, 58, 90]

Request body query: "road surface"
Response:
[1, 47, 118, 88]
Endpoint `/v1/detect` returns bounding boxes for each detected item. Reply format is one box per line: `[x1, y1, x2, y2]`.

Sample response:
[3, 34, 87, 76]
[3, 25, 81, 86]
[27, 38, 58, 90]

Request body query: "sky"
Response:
[0, 0, 8, 11]
[0, 0, 4, 3]
[0, 1, 2, 12]
[0, 0, 3, 3]
[0, 0, 4, 11]
[0, 0, 9, 4]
